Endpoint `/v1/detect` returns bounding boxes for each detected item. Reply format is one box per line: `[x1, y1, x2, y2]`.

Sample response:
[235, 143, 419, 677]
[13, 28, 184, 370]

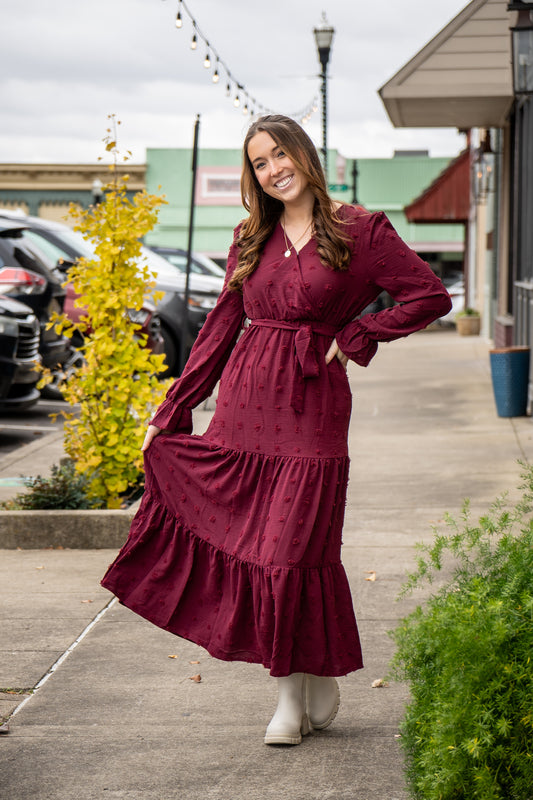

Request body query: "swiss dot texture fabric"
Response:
[101, 207, 452, 676]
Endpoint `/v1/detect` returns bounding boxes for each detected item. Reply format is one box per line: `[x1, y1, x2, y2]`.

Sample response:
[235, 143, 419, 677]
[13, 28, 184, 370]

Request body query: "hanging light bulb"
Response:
[175, 9, 182, 27]
[204, 49, 211, 68]
[234, 93, 240, 108]
[190, 31, 197, 50]
[212, 66, 220, 83]
[226, 82, 231, 97]
[243, 103, 249, 115]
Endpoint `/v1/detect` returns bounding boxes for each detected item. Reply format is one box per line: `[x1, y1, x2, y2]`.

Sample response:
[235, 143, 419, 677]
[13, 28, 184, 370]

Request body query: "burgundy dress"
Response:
[101, 206, 451, 677]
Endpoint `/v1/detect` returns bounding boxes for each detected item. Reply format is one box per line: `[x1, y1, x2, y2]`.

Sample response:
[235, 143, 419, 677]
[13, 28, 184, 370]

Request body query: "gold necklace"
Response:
[281, 215, 313, 258]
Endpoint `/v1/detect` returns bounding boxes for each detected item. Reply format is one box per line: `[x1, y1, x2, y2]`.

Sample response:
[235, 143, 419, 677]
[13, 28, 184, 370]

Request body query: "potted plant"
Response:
[455, 308, 481, 336]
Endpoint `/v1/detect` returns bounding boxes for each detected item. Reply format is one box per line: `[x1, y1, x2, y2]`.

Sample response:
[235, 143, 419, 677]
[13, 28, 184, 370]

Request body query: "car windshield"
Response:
[192, 252, 226, 277]
[154, 249, 226, 278]
[24, 227, 96, 263]
[52, 228, 96, 258]
[140, 246, 185, 283]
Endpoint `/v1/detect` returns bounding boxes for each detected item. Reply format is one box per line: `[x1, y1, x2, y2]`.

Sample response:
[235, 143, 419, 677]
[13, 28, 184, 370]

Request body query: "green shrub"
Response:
[1, 460, 100, 510]
[390, 466, 533, 800]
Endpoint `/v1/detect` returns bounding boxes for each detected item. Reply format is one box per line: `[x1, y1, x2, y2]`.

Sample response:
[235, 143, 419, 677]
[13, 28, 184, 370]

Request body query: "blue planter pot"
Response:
[489, 346, 530, 417]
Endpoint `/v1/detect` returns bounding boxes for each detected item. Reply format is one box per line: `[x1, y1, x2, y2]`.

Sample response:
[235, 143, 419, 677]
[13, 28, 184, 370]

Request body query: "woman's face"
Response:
[247, 131, 313, 207]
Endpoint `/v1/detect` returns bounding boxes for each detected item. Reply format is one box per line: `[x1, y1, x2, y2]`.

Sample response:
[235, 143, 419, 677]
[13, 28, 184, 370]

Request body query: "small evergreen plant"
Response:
[0, 460, 98, 510]
[44, 117, 170, 507]
[390, 465, 533, 800]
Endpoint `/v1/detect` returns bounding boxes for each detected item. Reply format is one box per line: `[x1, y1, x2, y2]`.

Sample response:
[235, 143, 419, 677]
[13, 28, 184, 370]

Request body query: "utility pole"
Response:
[180, 114, 200, 374]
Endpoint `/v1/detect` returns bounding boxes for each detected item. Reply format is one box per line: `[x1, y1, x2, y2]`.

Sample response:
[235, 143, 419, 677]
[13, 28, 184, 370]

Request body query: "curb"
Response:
[0, 502, 140, 549]
[0, 430, 138, 549]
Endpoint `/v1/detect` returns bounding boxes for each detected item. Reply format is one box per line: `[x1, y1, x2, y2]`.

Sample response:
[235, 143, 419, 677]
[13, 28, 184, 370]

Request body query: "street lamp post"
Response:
[91, 178, 103, 206]
[313, 13, 335, 179]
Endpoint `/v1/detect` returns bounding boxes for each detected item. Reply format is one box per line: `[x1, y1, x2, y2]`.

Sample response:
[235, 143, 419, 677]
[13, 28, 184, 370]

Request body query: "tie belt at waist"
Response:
[248, 319, 338, 413]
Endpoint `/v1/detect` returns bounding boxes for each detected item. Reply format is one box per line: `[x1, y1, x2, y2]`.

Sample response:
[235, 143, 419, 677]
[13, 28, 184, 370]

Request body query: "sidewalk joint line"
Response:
[9, 596, 117, 722]
[509, 418, 530, 464]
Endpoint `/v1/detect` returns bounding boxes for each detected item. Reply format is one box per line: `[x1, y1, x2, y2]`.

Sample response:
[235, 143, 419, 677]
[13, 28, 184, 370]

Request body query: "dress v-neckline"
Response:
[277, 221, 314, 257]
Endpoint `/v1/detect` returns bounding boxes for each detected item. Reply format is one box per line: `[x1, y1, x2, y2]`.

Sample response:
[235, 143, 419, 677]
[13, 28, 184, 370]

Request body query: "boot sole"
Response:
[264, 713, 311, 745]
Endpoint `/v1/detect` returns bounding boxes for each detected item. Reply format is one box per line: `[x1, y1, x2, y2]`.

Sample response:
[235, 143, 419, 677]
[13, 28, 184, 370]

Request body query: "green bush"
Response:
[390, 466, 533, 800]
[1, 460, 100, 510]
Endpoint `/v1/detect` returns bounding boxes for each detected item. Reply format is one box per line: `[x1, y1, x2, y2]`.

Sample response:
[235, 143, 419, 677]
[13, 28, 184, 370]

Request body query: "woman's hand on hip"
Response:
[141, 424, 162, 452]
[325, 338, 348, 369]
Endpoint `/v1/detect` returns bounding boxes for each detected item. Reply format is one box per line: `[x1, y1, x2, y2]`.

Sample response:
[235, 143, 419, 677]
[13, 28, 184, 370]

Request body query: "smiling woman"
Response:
[101, 114, 451, 749]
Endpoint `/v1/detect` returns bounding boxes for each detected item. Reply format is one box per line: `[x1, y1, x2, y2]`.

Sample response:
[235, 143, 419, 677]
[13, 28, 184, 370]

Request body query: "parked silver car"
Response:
[0, 212, 223, 376]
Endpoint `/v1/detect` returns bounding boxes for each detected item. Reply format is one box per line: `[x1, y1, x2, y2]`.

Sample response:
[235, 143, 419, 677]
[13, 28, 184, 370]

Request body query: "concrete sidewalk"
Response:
[1, 329, 532, 800]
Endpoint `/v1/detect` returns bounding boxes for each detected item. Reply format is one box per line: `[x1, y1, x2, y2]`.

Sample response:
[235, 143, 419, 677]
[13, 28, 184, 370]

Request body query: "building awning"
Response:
[379, 0, 515, 129]
[404, 148, 470, 223]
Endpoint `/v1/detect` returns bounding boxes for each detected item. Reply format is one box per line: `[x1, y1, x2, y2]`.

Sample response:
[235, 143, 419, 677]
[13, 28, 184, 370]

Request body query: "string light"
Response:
[171, 0, 318, 124]
[175, 0, 182, 27]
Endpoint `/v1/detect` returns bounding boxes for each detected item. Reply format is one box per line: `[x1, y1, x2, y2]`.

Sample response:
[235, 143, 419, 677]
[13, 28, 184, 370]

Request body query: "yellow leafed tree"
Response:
[48, 118, 171, 507]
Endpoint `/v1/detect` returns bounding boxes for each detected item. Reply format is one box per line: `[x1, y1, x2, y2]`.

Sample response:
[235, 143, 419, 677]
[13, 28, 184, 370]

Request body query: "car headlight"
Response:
[184, 293, 218, 310]
[0, 316, 19, 337]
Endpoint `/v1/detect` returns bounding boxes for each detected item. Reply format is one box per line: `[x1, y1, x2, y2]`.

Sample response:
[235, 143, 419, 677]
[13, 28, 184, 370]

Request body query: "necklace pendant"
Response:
[284, 249, 291, 258]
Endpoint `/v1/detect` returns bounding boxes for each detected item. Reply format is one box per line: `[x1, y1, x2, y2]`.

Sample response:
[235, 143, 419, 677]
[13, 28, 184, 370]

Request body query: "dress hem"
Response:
[101, 486, 364, 678]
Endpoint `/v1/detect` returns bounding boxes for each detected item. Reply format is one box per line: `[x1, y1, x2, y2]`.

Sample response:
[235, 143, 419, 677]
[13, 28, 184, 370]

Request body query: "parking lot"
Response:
[0, 398, 66, 458]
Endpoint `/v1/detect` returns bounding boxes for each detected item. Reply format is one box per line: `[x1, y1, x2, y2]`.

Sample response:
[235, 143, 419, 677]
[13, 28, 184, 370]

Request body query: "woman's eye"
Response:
[277, 150, 285, 158]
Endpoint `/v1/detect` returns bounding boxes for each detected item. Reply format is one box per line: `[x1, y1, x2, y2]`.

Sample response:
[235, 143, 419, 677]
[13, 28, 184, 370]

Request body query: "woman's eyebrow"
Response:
[251, 146, 279, 165]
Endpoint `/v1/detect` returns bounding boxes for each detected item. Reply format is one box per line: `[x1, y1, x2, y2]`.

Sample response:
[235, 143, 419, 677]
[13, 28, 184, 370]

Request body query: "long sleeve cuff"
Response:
[150, 404, 193, 434]
[335, 322, 379, 367]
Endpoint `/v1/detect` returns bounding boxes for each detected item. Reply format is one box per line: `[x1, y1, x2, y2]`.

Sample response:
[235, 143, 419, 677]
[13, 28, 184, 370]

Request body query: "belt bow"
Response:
[249, 319, 337, 413]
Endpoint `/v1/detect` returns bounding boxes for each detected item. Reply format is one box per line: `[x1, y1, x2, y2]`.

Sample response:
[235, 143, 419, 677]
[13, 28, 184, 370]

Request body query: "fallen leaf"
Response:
[35, 566, 44, 570]
[365, 570, 377, 581]
[371, 679, 390, 688]
[168, 655, 179, 659]
[81, 599, 94, 604]
[189, 674, 202, 683]
[189, 660, 200, 665]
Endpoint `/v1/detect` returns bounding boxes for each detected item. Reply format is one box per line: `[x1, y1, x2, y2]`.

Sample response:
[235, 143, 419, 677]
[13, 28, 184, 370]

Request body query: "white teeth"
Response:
[275, 176, 292, 189]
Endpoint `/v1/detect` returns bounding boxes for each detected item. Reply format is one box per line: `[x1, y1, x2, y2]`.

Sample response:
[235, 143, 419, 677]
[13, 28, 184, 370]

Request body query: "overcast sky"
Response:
[1, 0, 471, 164]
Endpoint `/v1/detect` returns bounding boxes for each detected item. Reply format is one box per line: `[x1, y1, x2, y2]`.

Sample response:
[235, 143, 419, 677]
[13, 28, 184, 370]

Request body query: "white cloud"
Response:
[0, 0, 470, 162]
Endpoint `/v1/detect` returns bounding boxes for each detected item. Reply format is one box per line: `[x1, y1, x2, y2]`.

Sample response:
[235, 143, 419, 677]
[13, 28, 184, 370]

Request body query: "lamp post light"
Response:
[508, 1, 533, 94]
[91, 178, 104, 206]
[313, 13, 335, 178]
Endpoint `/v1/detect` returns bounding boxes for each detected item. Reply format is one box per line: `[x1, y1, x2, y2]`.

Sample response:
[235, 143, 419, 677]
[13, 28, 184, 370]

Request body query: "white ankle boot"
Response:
[264, 673, 311, 745]
[305, 675, 340, 730]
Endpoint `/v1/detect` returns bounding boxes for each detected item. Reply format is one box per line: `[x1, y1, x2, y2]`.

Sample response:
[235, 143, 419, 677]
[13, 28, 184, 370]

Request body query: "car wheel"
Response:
[160, 325, 179, 378]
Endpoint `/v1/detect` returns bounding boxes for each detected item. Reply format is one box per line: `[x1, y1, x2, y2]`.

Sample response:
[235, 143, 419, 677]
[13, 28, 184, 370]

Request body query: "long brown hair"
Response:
[228, 115, 353, 292]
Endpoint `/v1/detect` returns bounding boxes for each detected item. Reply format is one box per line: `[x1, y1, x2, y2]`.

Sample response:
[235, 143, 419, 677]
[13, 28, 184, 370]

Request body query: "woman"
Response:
[102, 115, 451, 746]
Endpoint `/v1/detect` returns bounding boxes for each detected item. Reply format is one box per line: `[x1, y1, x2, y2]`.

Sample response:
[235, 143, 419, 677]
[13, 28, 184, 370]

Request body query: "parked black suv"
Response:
[0, 294, 41, 410]
[0, 219, 74, 390]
